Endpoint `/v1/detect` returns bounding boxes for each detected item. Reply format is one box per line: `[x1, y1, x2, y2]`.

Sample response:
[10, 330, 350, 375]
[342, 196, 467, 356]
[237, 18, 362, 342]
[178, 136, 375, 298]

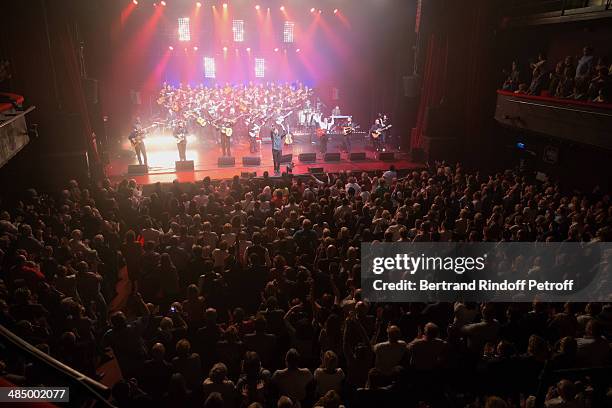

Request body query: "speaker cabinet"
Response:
[128, 164, 148, 175]
[242, 156, 261, 166]
[299, 153, 317, 162]
[241, 171, 257, 178]
[281, 154, 293, 163]
[324, 153, 341, 162]
[350, 152, 366, 161]
[175, 160, 194, 171]
[378, 152, 395, 161]
[218, 156, 236, 167]
[308, 167, 324, 174]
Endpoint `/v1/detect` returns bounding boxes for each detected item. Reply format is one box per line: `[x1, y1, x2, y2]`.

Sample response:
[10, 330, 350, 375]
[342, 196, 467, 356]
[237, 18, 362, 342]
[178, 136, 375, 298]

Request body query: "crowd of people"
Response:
[0, 163, 611, 408]
[501, 46, 611, 103]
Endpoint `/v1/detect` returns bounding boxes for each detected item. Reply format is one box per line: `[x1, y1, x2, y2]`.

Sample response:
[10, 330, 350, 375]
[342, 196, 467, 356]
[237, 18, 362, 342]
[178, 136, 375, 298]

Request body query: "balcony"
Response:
[502, 0, 612, 26]
[0, 93, 34, 168]
[494, 90, 612, 150]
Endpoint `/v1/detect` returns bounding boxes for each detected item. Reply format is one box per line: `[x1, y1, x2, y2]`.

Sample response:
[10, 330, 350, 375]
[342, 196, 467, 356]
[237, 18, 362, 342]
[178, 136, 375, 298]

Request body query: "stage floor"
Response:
[105, 129, 422, 183]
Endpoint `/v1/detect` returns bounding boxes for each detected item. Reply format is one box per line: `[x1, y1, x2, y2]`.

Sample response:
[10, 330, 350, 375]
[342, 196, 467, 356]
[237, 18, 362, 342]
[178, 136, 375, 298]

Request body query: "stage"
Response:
[105, 127, 422, 183]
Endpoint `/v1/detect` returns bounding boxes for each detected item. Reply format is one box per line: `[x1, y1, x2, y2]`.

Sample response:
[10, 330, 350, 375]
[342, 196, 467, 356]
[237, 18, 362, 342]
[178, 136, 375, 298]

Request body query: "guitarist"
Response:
[370, 114, 391, 152]
[128, 117, 148, 167]
[174, 120, 188, 161]
[271, 123, 287, 174]
[218, 118, 233, 157]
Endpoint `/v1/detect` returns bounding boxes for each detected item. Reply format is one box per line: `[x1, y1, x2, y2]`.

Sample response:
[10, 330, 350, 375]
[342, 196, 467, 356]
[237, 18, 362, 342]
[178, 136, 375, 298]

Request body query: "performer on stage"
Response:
[271, 123, 287, 174]
[370, 114, 391, 152]
[316, 116, 334, 154]
[342, 117, 355, 153]
[218, 119, 233, 156]
[128, 117, 148, 167]
[331, 105, 342, 117]
[174, 120, 188, 161]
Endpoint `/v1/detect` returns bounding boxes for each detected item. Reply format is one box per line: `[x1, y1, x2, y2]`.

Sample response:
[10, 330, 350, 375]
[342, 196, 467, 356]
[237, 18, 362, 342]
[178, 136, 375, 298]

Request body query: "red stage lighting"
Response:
[334, 8, 338, 14]
[168, 45, 174, 50]
[318, 9, 322, 14]
[160, 0, 166, 5]
[132, 0, 138, 5]
[310, 7, 315, 13]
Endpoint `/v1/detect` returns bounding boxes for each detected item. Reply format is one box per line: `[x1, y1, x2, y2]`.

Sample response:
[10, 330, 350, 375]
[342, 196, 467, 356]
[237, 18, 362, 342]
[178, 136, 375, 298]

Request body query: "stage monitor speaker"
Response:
[324, 153, 341, 162]
[299, 153, 317, 162]
[350, 152, 366, 161]
[175, 160, 194, 171]
[128, 164, 148, 175]
[379, 152, 395, 161]
[242, 156, 261, 166]
[308, 167, 324, 174]
[241, 171, 257, 179]
[281, 154, 293, 163]
[218, 156, 235, 167]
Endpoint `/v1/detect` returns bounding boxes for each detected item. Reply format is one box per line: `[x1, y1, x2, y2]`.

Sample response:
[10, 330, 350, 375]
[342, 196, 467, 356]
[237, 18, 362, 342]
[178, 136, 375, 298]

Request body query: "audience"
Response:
[502, 46, 611, 102]
[0, 163, 611, 407]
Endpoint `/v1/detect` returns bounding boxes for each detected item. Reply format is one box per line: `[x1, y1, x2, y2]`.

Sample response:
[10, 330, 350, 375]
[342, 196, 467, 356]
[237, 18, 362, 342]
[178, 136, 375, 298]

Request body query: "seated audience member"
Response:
[373, 325, 407, 377]
[271, 349, 313, 407]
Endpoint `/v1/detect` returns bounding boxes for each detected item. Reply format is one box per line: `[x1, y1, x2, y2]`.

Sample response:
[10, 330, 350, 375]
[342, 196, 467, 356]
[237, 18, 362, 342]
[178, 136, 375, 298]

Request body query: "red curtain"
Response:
[410, 33, 448, 149]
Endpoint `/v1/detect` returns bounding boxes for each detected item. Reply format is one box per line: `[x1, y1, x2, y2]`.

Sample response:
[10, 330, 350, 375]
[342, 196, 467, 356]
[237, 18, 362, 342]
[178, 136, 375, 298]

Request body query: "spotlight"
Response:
[296, 48, 300, 53]
[279, 5, 285, 11]
[160, 0, 166, 5]
[310, 7, 315, 13]
[168, 45, 174, 50]
[222, 3, 227, 9]
[255, 4, 260, 10]
[223, 46, 228, 51]
[318, 9, 322, 13]
[193, 46, 198, 51]
[196, 1, 201, 7]
[334, 8, 338, 14]
[246, 47, 251, 52]
[132, 0, 138, 4]
[274, 47, 279, 52]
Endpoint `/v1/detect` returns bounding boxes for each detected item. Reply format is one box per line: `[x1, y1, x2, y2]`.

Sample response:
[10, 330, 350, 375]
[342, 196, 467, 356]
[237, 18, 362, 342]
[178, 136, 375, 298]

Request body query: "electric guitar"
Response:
[129, 123, 158, 147]
[342, 125, 361, 135]
[275, 110, 293, 125]
[370, 124, 392, 139]
[249, 124, 261, 139]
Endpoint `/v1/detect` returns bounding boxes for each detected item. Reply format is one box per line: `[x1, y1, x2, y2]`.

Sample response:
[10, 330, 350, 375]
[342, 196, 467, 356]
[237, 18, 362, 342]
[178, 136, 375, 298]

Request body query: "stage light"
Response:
[255, 58, 265, 78]
[279, 5, 285, 11]
[222, 3, 227, 9]
[223, 46, 228, 51]
[310, 7, 315, 13]
[193, 46, 198, 51]
[334, 8, 338, 14]
[296, 48, 300, 53]
[168, 45, 174, 50]
[132, 0, 138, 5]
[246, 47, 251, 52]
[160, 0, 166, 6]
[232, 20, 244, 42]
[196, 2, 201, 7]
[204, 57, 216, 78]
[274, 47, 279, 52]
[318, 9, 322, 13]
[255, 4, 260, 10]
[178, 17, 191, 42]
[283, 21, 294, 43]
